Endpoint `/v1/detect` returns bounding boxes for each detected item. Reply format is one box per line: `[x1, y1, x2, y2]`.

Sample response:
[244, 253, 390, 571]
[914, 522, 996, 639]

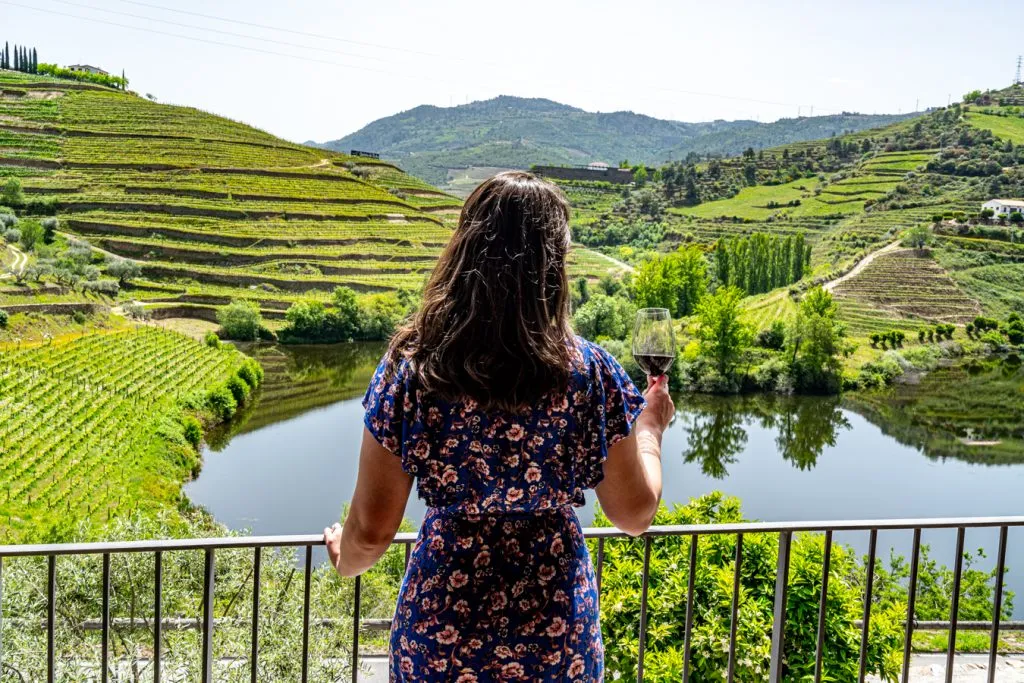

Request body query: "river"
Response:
[185, 343, 1024, 613]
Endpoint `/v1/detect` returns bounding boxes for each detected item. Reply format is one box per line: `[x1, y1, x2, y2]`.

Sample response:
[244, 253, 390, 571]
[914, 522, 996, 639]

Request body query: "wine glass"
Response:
[632, 308, 676, 377]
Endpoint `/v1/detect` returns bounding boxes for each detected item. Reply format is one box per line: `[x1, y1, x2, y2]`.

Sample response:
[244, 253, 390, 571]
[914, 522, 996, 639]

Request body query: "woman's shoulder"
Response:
[572, 336, 623, 372]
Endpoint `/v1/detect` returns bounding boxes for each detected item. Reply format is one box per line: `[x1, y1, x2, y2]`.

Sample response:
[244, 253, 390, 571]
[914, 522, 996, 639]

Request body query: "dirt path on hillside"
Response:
[0, 244, 28, 280]
[588, 249, 635, 274]
[824, 240, 903, 292]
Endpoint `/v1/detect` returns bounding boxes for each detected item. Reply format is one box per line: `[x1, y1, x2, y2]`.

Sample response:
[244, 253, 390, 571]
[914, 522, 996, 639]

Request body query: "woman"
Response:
[324, 171, 672, 681]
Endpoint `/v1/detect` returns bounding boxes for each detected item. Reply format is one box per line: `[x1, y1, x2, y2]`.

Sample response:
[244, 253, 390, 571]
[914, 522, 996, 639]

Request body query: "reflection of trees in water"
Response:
[206, 342, 386, 450]
[680, 394, 850, 478]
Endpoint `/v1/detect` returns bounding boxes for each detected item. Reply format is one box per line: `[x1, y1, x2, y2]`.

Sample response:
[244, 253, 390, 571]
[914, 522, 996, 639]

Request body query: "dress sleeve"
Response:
[579, 344, 647, 489]
[362, 356, 407, 457]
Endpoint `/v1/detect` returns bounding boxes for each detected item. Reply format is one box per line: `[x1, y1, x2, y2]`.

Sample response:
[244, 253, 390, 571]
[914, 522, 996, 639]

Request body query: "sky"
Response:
[4, 0, 1024, 144]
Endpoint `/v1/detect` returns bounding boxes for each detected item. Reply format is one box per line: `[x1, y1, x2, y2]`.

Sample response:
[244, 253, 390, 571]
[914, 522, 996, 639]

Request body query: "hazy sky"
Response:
[5, 0, 1023, 143]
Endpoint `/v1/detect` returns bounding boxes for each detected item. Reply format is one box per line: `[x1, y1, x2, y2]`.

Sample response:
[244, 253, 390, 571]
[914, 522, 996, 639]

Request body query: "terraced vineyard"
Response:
[831, 249, 982, 335]
[0, 71, 614, 322]
[0, 326, 257, 540]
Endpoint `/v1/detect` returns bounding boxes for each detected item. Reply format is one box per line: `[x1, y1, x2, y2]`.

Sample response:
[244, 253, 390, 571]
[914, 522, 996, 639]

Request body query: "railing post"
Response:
[769, 531, 792, 683]
[857, 530, 878, 683]
[637, 536, 652, 683]
[727, 534, 744, 683]
[251, 547, 261, 683]
[351, 575, 361, 683]
[47, 555, 55, 683]
[902, 529, 921, 683]
[301, 545, 312, 683]
[682, 534, 698, 683]
[101, 553, 110, 683]
[201, 548, 215, 683]
[944, 527, 966, 683]
[987, 526, 1008, 683]
[813, 530, 833, 683]
[154, 550, 162, 683]
[0, 556, 4, 675]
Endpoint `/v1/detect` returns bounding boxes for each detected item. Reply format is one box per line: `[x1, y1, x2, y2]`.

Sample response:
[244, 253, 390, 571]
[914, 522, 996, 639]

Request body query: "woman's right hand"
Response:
[639, 375, 674, 434]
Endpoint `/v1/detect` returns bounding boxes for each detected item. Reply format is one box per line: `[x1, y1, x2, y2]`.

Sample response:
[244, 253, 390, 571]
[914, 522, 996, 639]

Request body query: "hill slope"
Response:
[313, 95, 917, 185]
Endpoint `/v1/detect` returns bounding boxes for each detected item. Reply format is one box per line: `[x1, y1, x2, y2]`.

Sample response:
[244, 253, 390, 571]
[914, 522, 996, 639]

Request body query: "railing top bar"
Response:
[2, 516, 1022, 557]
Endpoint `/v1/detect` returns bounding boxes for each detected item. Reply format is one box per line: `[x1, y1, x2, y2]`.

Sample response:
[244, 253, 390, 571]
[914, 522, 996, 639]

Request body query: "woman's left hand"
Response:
[323, 522, 343, 573]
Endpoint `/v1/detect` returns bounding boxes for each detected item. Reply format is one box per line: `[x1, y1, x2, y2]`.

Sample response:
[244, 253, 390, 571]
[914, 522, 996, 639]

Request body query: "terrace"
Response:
[0, 515, 1021, 682]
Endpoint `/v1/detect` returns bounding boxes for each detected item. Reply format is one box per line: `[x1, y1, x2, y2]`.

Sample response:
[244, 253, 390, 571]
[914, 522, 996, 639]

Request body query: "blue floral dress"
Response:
[363, 338, 645, 682]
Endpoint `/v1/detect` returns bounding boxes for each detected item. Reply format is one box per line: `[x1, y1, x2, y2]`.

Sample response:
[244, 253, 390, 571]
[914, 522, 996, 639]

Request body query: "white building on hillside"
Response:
[982, 199, 1024, 216]
[68, 64, 108, 75]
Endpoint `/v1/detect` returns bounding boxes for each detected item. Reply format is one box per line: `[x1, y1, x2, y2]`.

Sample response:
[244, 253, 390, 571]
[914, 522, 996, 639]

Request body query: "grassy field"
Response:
[0, 326, 257, 540]
[965, 110, 1024, 144]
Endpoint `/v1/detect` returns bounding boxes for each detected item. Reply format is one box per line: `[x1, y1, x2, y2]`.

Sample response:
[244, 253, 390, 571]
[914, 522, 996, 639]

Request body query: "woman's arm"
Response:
[595, 375, 674, 536]
[324, 426, 414, 577]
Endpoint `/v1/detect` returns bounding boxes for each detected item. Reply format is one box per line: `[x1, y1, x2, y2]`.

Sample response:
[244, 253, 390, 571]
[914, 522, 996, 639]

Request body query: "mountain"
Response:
[312, 95, 918, 185]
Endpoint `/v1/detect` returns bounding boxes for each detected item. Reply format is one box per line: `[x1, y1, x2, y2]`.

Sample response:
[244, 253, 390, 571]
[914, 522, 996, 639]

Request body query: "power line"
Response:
[10, 0, 890, 116]
[48, 0, 400, 66]
[95, 0, 848, 112]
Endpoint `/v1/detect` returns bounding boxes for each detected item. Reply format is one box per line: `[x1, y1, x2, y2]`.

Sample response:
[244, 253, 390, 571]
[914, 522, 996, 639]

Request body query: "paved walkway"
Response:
[357, 654, 1024, 682]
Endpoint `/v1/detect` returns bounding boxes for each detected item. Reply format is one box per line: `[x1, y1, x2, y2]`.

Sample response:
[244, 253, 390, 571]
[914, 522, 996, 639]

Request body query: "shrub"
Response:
[0, 213, 17, 229]
[918, 329, 926, 343]
[225, 375, 250, 405]
[105, 258, 142, 285]
[973, 316, 999, 332]
[81, 280, 120, 296]
[0, 309, 8, 329]
[756, 320, 786, 350]
[18, 219, 43, 251]
[204, 331, 221, 349]
[122, 302, 150, 320]
[217, 300, 263, 341]
[980, 330, 1006, 350]
[597, 494, 904, 682]
[237, 359, 264, 389]
[72, 311, 87, 325]
[182, 416, 203, 449]
[41, 217, 58, 244]
[1, 178, 24, 207]
[206, 385, 237, 420]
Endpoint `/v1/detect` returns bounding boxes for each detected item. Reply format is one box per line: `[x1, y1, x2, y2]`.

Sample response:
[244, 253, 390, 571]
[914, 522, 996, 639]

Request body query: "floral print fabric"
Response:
[363, 338, 645, 681]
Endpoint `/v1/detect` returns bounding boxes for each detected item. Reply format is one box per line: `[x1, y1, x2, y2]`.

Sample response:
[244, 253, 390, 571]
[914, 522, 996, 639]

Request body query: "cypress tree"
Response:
[31, 47, 37, 73]
[13, 45, 19, 72]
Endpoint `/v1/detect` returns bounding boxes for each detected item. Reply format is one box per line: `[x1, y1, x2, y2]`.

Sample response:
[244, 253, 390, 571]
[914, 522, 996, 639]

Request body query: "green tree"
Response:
[788, 287, 846, 392]
[330, 285, 362, 340]
[633, 166, 648, 186]
[632, 247, 708, 317]
[18, 219, 43, 251]
[904, 224, 934, 251]
[695, 286, 751, 376]
[573, 293, 635, 341]
[105, 258, 142, 285]
[1, 177, 24, 207]
[356, 292, 406, 340]
[217, 300, 263, 341]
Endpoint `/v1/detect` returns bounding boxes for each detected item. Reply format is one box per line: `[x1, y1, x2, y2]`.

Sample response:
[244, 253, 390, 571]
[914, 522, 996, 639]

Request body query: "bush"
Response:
[81, 280, 120, 296]
[122, 302, 150, 320]
[597, 493, 904, 682]
[217, 300, 263, 341]
[18, 219, 43, 251]
[973, 316, 999, 332]
[204, 331, 221, 349]
[225, 375, 250, 405]
[857, 353, 905, 388]
[72, 311, 88, 325]
[2, 228, 19, 245]
[0, 213, 17, 229]
[0, 309, 8, 329]
[980, 330, 1006, 350]
[1, 178, 24, 207]
[182, 416, 203, 449]
[756, 320, 786, 350]
[41, 217, 58, 244]
[206, 385, 237, 420]
[237, 359, 264, 389]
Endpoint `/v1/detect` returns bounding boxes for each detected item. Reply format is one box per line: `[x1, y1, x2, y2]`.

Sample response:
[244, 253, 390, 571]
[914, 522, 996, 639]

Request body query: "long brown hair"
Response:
[388, 171, 574, 410]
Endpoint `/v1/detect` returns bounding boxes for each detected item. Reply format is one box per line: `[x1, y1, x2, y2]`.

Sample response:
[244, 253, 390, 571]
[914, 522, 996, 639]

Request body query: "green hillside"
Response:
[558, 83, 1024, 342]
[314, 95, 916, 186]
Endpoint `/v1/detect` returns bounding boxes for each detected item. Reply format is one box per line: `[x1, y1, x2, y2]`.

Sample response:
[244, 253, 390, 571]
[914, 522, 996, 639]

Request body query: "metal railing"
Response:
[1, 515, 1022, 683]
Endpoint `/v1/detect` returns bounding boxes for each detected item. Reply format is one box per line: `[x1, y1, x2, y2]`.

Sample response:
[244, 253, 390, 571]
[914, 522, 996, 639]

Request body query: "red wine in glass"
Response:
[632, 308, 676, 377]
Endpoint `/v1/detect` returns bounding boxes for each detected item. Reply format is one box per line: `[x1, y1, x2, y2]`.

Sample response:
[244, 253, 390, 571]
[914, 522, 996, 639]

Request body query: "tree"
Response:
[1010, 211, 1024, 224]
[106, 258, 142, 285]
[632, 246, 708, 317]
[963, 89, 982, 103]
[633, 166, 648, 186]
[330, 285, 362, 340]
[0, 308, 8, 329]
[695, 286, 751, 377]
[217, 300, 263, 341]
[41, 216, 58, 244]
[788, 287, 845, 392]
[573, 293, 635, 341]
[904, 224, 933, 251]
[18, 219, 43, 250]
[1, 177, 24, 207]
[31, 47, 37, 74]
